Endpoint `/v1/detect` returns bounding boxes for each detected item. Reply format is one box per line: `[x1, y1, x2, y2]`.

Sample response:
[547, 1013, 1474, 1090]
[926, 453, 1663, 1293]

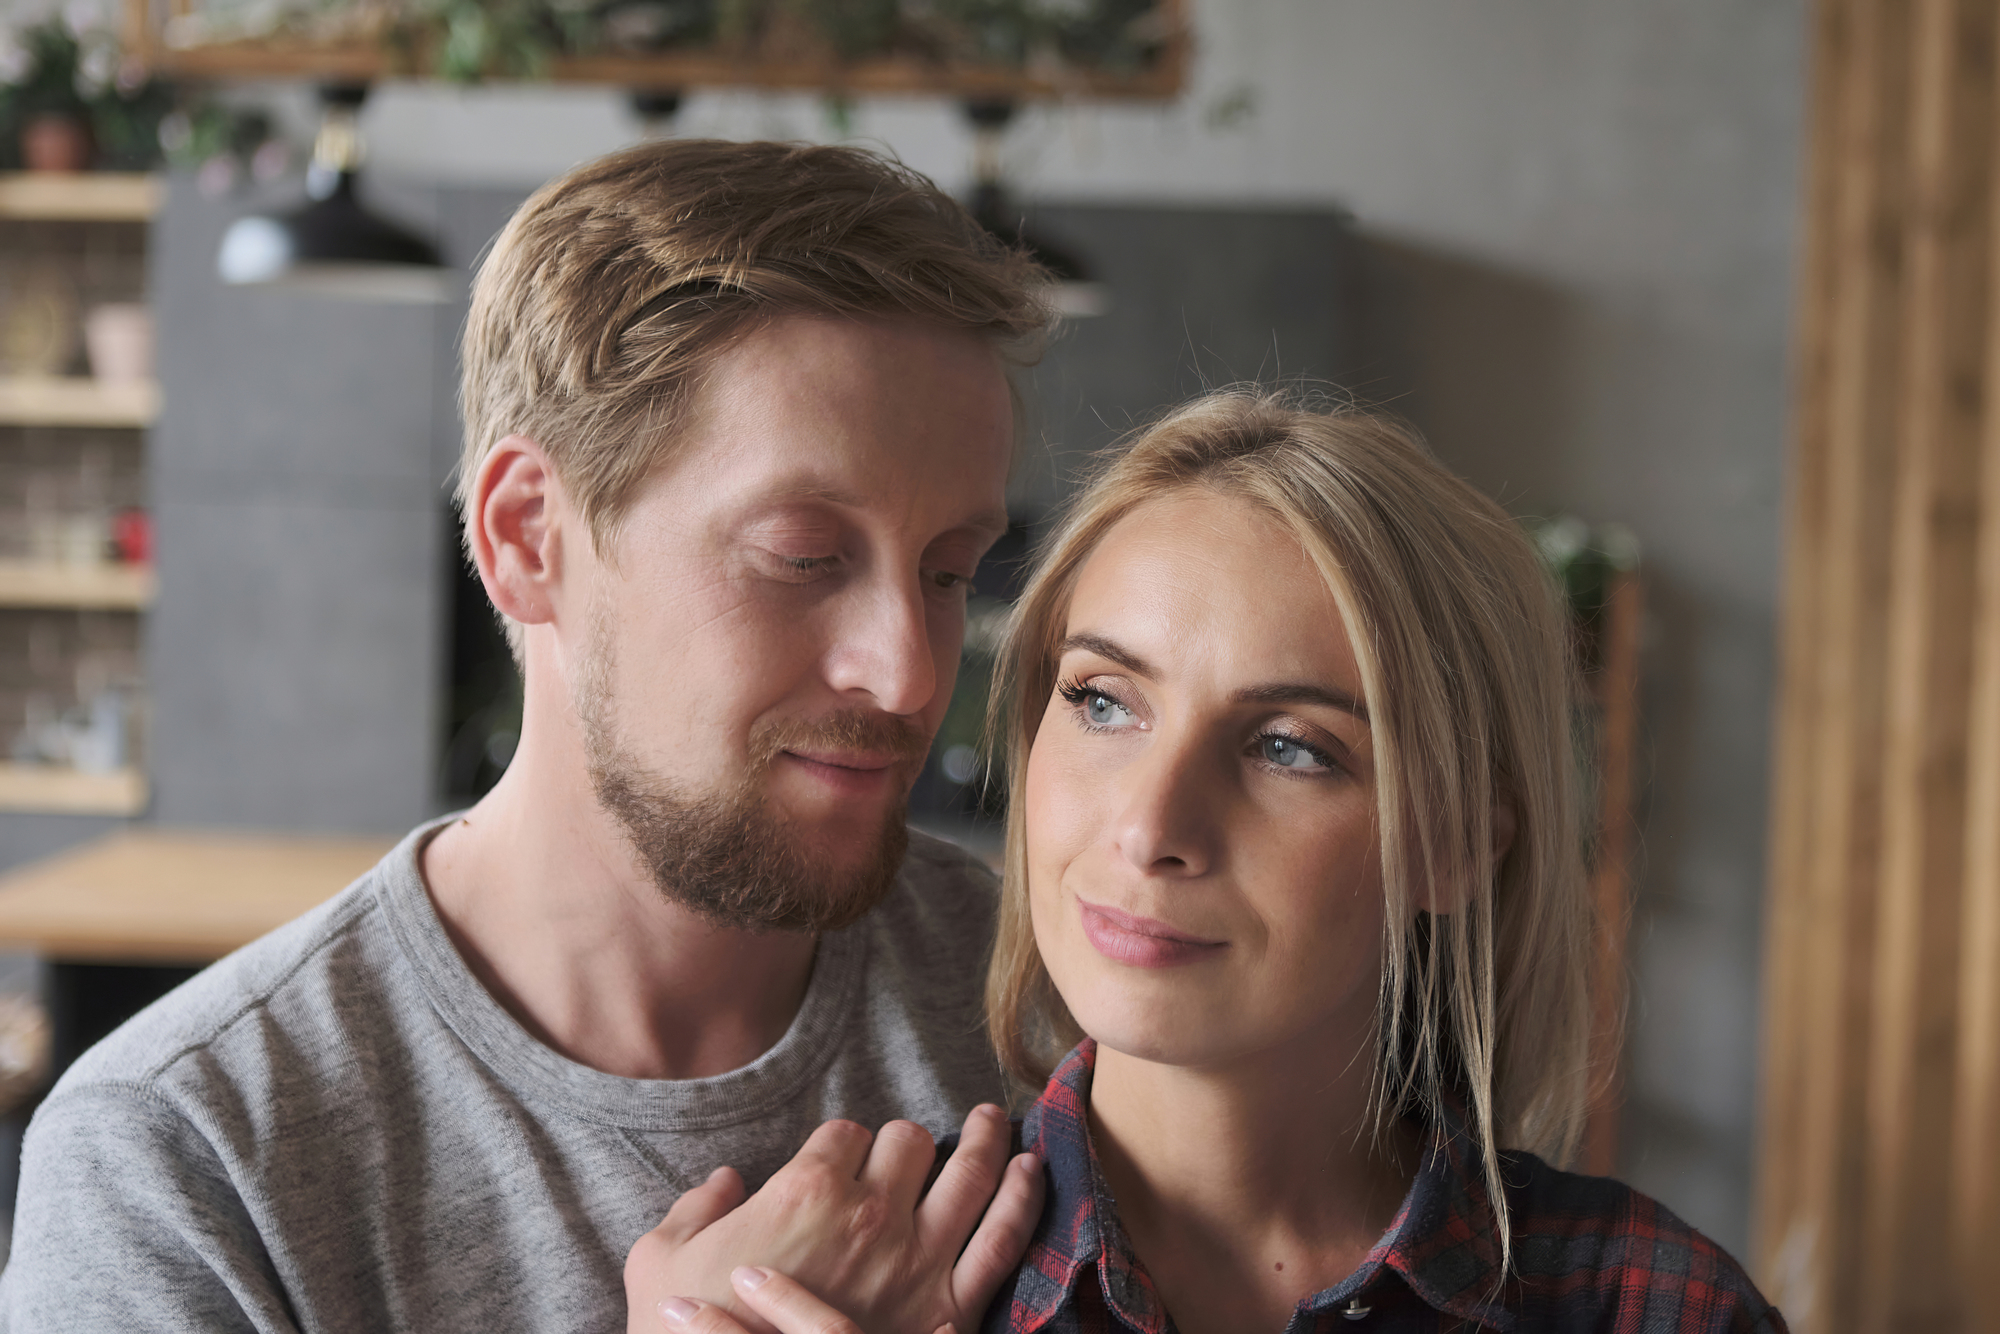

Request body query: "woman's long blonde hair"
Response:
[984, 391, 1592, 1250]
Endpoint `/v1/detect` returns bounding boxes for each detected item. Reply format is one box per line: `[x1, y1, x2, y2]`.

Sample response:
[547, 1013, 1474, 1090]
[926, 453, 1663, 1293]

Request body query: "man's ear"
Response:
[468, 435, 566, 630]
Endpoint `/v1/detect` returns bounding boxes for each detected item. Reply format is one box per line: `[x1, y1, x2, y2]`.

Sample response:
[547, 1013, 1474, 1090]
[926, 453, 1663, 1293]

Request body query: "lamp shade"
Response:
[217, 84, 449, 304]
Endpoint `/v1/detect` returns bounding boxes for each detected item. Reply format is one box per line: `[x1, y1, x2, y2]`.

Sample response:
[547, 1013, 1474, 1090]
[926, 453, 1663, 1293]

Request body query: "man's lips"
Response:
[1077, 898, 1227, 969]
[776, 748, 914, 797]
[781, 748, 907, 773]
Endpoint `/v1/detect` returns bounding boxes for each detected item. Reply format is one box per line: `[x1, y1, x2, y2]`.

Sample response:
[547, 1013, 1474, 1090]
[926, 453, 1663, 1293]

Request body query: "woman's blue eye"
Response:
[1085, 692, 1130, 726]
[1058, 679, 1136, 728]
[1260, 734, 1328, 770]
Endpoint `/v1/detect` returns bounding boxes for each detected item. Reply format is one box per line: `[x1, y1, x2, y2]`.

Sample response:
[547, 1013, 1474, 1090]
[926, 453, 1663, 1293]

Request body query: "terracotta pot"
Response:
[21, 114, 92, 173]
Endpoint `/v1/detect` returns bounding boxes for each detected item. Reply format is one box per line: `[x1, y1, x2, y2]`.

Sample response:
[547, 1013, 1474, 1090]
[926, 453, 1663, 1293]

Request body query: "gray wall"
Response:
[1016, 205, 1358, 513]
[145, 177, 453, 834]
[214, 0, 1805, 1258]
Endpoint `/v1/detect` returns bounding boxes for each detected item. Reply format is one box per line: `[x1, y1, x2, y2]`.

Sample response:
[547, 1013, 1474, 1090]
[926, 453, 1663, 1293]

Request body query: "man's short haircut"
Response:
[458, 138, 1050, 553]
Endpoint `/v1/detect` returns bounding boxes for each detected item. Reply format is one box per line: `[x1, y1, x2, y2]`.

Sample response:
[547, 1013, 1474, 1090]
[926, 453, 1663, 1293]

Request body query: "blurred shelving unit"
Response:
[0, 172, 160, 819]
[0, 174, 162, 224]
[0, 378, 159, 429]
[0, 762, 146, 817]
[0, 561, 155, 612]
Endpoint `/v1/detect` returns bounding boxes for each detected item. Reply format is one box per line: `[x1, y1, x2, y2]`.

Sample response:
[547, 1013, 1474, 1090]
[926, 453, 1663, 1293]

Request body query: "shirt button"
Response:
[1341, 1296, 1372, 1321]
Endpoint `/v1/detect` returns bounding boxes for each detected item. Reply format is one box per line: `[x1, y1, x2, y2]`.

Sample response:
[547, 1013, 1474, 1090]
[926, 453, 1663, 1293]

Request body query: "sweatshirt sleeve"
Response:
[0, 1083, 299, 1333]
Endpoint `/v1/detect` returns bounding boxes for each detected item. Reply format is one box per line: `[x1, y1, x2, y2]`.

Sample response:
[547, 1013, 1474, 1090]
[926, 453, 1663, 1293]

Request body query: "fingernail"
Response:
[732, 1265, 770, 1291]
[659, 1297, 697, 1326]
[979, 1103, 1007, 1121]
[705, 1165, 730, 1183]
[1019, 1152, 1044, 1174]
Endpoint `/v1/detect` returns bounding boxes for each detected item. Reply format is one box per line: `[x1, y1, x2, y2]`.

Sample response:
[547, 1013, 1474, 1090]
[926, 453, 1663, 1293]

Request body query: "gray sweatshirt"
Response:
[0, 820, 1006, 1332]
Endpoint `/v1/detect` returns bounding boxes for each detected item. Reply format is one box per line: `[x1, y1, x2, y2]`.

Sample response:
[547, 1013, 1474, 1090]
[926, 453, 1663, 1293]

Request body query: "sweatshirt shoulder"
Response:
[50, 863, 396, 1097]
[885, 830, 999, 935]
[902, 828, 1000, 894]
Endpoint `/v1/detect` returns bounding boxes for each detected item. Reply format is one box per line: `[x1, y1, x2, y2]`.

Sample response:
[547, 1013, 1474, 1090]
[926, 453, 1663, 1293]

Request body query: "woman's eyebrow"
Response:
[1231, 681, 1370, 722]
[1057, 633, 1154, 677]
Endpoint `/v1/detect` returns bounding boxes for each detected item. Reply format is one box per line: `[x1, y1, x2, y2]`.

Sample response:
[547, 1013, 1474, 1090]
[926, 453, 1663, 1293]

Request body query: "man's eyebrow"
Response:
[760, 482, 868, 508]
[1232, 681, 1370, 722]
[751, 488, 1008, 539]
[1056, 633, 1155, 677]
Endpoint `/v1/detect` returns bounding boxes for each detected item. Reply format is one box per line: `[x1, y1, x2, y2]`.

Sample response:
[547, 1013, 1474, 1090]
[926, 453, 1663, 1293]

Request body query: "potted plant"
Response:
[0, 2, 172, 171]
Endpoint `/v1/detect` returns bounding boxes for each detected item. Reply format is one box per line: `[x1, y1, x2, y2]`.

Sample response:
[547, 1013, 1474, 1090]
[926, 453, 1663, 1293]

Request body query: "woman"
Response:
[655, 392, 1784, 1333]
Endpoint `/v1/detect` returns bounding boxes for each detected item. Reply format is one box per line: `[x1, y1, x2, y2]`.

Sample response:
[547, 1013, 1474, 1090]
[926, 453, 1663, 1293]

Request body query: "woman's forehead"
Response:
[1063, 490, 1362, 695]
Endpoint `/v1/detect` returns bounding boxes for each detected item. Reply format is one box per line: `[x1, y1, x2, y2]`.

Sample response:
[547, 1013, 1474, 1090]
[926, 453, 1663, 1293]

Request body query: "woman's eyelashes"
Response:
[1056, 677, 1142, 731]
[1253, 730, 1341, 777]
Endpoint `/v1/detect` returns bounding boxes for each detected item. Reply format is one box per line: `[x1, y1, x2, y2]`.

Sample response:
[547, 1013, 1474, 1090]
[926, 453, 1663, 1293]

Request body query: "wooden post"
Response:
[1580, 571, 1642, 1179]
[1758, 2, 2000, 1330]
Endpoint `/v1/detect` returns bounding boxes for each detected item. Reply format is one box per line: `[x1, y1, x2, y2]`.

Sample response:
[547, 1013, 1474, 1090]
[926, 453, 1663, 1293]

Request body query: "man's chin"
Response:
[592, 759, 913, 934]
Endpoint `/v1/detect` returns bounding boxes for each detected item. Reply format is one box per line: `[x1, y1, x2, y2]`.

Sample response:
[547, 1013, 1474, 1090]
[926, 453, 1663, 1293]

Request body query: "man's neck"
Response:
[419, 731, 818, 1082]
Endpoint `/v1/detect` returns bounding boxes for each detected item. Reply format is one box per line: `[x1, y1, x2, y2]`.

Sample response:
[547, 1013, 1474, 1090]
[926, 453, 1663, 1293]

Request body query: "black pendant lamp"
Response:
[963, 99, 1109, 320]
[217, 85, 448, 304]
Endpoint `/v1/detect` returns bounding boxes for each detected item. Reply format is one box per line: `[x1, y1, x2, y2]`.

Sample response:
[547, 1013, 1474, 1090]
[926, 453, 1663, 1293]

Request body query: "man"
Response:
[1, 140, 1051, 1332]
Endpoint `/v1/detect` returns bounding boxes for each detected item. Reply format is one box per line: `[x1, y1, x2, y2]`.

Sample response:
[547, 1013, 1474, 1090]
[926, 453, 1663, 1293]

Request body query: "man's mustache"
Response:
[749, 709, 932, 768]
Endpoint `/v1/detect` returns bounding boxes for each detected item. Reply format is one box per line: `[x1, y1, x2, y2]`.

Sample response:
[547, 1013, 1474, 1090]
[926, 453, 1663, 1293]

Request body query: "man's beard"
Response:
[575, 617, 927, 934]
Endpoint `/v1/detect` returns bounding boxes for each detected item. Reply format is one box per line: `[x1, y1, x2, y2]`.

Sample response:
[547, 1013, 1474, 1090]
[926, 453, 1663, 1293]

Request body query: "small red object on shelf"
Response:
[112, 508, 151, 565]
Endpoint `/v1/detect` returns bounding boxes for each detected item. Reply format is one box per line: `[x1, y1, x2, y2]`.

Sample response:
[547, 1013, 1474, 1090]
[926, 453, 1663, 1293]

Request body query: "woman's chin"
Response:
[1069, 995, 1248, 1070]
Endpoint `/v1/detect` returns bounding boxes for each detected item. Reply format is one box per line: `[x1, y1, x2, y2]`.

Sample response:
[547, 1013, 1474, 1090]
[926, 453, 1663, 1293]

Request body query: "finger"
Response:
[856, 1118, 936, 1217]
[950, 1152, 1046, 1317]
[655, 1166, 748, 1244]
[730, 1267, 864, 1334]
[787, 1118, 875, 1181]
[914, 1104, 1012, 1254]
[655, 1296, 760, 1332]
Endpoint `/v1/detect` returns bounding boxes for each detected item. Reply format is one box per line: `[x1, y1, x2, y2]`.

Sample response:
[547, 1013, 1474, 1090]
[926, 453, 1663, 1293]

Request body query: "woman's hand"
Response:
[656, 1266, 961, 1334]
[622, 1104, 1043, 1334]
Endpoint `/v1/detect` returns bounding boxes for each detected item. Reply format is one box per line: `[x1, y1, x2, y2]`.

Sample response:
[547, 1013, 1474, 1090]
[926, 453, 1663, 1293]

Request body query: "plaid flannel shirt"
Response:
[978, 1040, 1786, 1334]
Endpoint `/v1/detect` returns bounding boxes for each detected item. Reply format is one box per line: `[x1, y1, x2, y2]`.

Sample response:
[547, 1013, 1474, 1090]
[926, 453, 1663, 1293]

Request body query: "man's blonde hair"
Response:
[985, 391, 1592, 1257]
[458, 138, 1050, 555]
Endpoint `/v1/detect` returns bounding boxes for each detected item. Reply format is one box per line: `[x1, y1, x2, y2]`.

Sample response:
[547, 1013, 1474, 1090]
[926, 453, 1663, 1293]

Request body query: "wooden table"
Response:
[0, 828, 396, 1072]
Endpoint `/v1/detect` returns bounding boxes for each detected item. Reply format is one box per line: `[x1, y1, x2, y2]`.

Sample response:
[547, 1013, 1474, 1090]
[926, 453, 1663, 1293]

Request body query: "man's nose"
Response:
[822, 574, 939, 717]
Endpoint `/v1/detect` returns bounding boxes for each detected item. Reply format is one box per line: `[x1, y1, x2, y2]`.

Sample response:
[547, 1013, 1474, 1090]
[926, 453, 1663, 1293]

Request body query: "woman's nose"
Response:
[1109, 735, 1215, 878]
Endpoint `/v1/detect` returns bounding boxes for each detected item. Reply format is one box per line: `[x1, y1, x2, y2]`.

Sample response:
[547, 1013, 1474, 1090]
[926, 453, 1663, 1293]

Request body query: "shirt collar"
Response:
[1015, 1039, 1514, 1333]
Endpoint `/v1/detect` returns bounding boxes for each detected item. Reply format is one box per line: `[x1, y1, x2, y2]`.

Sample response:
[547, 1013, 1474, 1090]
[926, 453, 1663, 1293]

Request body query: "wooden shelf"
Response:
[152, 42, 1186, 98]
[0, 561, 154, 610]
[0, 828, 394, 962]
[0, 763, 147, 817]
[0, 378, 159, 428]
[0, 174, 161, 222]
[137, 0, 1188, 100]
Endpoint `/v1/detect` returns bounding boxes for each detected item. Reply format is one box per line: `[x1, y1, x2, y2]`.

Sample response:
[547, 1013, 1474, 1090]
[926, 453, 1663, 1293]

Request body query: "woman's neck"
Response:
[1087, 1037, 1419, 1334]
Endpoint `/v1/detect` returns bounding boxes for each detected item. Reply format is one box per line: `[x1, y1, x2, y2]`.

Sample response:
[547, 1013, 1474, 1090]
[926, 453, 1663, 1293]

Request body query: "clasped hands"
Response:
[624, 1103, 1044, 1334]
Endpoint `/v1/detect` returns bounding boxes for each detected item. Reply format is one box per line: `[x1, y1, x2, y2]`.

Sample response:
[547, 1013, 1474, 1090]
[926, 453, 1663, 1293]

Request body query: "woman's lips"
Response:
[1078, 899, 1227, 969]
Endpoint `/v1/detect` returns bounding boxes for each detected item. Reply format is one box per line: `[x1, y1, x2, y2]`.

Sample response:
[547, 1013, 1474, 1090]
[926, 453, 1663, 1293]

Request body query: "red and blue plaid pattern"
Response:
[979, 1041, 1786, 1334]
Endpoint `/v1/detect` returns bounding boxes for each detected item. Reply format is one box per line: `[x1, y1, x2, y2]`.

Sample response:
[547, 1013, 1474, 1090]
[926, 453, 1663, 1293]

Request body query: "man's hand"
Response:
[623, 1104, 1044, 1334]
